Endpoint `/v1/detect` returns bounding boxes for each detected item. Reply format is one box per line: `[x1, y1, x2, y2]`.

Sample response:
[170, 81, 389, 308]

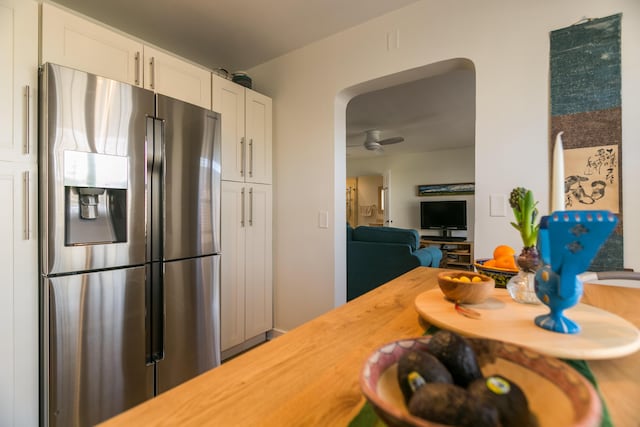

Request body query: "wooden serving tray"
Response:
[415, 288, 640, 360]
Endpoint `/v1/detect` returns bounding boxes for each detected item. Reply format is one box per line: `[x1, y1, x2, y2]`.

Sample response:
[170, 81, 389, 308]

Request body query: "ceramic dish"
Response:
[360, 336, 601, 427]
[474, 258, 518, 288]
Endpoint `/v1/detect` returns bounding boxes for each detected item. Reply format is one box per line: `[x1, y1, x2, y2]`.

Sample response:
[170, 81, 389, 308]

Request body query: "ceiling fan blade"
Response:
[377, 136, 404, 145]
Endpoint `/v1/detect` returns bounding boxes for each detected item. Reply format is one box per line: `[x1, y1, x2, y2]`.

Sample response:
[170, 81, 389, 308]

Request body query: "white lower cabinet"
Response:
[221, 181, 272, 358]
[0, 162, 38, 427]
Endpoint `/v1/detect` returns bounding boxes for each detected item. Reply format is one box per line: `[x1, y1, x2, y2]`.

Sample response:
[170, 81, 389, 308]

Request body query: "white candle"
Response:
[551, 131, 565, 212]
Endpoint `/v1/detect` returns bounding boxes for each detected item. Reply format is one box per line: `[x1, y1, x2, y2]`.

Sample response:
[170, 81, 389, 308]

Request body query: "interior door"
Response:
[383, 170, 392, 226]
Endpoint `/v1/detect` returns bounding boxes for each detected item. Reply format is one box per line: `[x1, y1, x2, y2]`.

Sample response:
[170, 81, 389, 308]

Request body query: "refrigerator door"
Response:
[46, 266, 153, 427]
[40, 63, 153, 275]
[157, 255, 221, 393]
[156, 95, 221, 261]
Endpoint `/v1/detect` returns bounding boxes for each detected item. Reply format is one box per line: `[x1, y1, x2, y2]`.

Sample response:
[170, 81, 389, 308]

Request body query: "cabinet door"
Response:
[40, 3, 143, 86]
[212, 76, 246, 182]
[244, 184, 273, 338]
[0, 162, 38, 426]
[143, 46, 211, 109]
[220, 181, 247, 350]
[0, 0, 37, 162]
[245, 90, 272, 184]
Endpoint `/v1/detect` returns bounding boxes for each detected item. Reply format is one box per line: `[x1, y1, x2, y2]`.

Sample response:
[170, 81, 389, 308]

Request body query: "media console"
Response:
[420, 239, 474, 271]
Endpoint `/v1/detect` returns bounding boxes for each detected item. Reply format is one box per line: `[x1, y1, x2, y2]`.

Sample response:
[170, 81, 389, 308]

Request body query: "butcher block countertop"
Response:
[99, 267, 639, 427]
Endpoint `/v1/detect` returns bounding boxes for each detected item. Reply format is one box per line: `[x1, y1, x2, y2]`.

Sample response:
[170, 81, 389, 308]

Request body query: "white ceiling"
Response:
[52, 0, 475, 157]
[346, 68, 476, 158]
[51, 0, 422, 72]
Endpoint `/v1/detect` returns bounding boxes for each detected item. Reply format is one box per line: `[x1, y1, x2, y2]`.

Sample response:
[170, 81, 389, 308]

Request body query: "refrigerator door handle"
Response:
[149, 262, 165, 365]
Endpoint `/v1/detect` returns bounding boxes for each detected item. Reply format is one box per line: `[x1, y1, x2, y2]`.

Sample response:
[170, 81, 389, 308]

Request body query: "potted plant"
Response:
[507, 187, 542, 304]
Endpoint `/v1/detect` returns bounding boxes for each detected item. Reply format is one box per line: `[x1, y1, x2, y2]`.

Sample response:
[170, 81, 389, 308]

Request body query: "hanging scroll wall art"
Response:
[550, 13, 623, 271]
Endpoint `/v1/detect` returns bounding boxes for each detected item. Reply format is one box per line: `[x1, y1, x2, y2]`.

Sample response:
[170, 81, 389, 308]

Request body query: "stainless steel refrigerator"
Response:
[39, 63, 221, 427]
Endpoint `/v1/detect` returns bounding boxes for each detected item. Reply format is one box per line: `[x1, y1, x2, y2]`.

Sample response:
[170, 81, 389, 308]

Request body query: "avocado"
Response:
[426, 330, 483, 387]
[397, 349, 453, 403]
[408, 382, 499, 427]
[468, 375, 535, 427]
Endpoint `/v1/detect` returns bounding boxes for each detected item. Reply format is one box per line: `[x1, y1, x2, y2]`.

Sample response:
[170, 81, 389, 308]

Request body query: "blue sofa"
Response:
[347, 225, 442, 300]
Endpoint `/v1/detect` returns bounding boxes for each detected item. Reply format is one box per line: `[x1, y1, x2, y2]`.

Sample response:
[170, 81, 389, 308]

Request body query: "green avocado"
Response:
[426, 330, 483, 387]
[397, 349, 453, 403]
[408, 382, 499, 427]
[467, 375, 536, 427]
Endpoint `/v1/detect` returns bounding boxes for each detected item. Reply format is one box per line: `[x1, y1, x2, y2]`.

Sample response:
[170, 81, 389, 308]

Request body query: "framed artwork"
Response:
[417, 182, 474, 196]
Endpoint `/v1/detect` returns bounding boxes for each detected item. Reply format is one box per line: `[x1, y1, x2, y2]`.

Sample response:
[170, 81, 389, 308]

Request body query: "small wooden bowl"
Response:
[437, 271, 495, 304]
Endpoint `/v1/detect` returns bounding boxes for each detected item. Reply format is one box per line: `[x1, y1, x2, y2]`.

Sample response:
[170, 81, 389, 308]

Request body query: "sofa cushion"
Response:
[352, 226, 420, 251]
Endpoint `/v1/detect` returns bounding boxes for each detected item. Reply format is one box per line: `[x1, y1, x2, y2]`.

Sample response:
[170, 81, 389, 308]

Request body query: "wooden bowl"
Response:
[437, 271, 494, 304]
[360, 336, 602, 427]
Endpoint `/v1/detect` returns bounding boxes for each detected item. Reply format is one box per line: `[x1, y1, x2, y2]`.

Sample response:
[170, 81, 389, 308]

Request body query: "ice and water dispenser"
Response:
[64, 150, 129, 245]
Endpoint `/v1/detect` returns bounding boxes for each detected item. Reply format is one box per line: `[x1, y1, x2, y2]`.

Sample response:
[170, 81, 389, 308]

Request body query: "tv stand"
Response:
[420, 238, 474, 271]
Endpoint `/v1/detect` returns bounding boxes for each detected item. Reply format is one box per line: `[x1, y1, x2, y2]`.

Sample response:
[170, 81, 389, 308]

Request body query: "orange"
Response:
[495, 255, 517, 270]
[483, 259, 497, 268]
[493, 245, 516, 260]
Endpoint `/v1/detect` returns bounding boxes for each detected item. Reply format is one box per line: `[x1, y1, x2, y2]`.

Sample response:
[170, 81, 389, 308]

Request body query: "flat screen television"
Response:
[420, 200, 467, 237]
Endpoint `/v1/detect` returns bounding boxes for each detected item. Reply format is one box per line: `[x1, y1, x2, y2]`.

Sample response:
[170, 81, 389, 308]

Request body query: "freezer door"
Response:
[156, 95, 221, 260]
[45, 266, 153, 427]
[40, 63, 153, 275]
[157, 255, 221, 393]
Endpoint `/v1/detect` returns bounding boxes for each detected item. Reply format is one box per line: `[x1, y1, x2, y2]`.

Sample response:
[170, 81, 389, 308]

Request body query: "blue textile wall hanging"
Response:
[550, 13, 623, 271]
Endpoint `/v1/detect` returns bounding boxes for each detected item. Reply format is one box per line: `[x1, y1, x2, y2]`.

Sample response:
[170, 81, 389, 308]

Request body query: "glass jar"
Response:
[507, 246, 542, 304]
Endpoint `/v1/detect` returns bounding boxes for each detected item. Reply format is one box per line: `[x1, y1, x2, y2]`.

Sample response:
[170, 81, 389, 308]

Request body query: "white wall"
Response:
[249, 0, 640, 331]
[347, 148, 475, 240]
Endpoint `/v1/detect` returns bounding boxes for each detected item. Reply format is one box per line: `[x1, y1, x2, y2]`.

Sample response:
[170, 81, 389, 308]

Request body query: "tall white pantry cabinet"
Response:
[212, 75, 273, 359]
[0, 0, 39, 425]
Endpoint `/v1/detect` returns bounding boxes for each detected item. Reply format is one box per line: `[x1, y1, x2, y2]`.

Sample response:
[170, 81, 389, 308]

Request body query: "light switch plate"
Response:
[319, 210, 329, 228]
[490, 194, 507, 217]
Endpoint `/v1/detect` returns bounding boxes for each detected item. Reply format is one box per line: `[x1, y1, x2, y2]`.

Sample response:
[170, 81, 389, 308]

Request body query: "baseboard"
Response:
[221, 333, 267, 361]
[267, 328, 287, 340]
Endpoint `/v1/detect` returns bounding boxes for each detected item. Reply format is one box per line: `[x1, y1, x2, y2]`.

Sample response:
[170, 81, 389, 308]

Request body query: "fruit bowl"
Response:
[360, 336, 601, 427]
[437, 271, 494, 304]
[474, 259, 519, 288]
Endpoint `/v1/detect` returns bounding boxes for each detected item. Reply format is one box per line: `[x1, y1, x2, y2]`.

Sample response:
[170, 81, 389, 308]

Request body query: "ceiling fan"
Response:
[349, 129, 404, 152]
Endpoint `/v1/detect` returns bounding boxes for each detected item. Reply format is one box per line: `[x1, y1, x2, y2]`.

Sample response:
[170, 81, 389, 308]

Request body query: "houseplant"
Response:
[507, 187, 542, 304]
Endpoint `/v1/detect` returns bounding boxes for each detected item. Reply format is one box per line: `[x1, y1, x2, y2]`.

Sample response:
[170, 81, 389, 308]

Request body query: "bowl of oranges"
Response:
[474, 245, 519, 288]
[437, 271, 495, 304]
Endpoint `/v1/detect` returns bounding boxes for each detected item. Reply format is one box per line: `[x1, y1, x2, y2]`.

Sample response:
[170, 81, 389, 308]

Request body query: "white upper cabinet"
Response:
[212, 75, 272, 184]
[0, 0, 38, 163]
[41, 4, 212, 109]
[40, 3, 143, 86]
[143, 46, 212, 109]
